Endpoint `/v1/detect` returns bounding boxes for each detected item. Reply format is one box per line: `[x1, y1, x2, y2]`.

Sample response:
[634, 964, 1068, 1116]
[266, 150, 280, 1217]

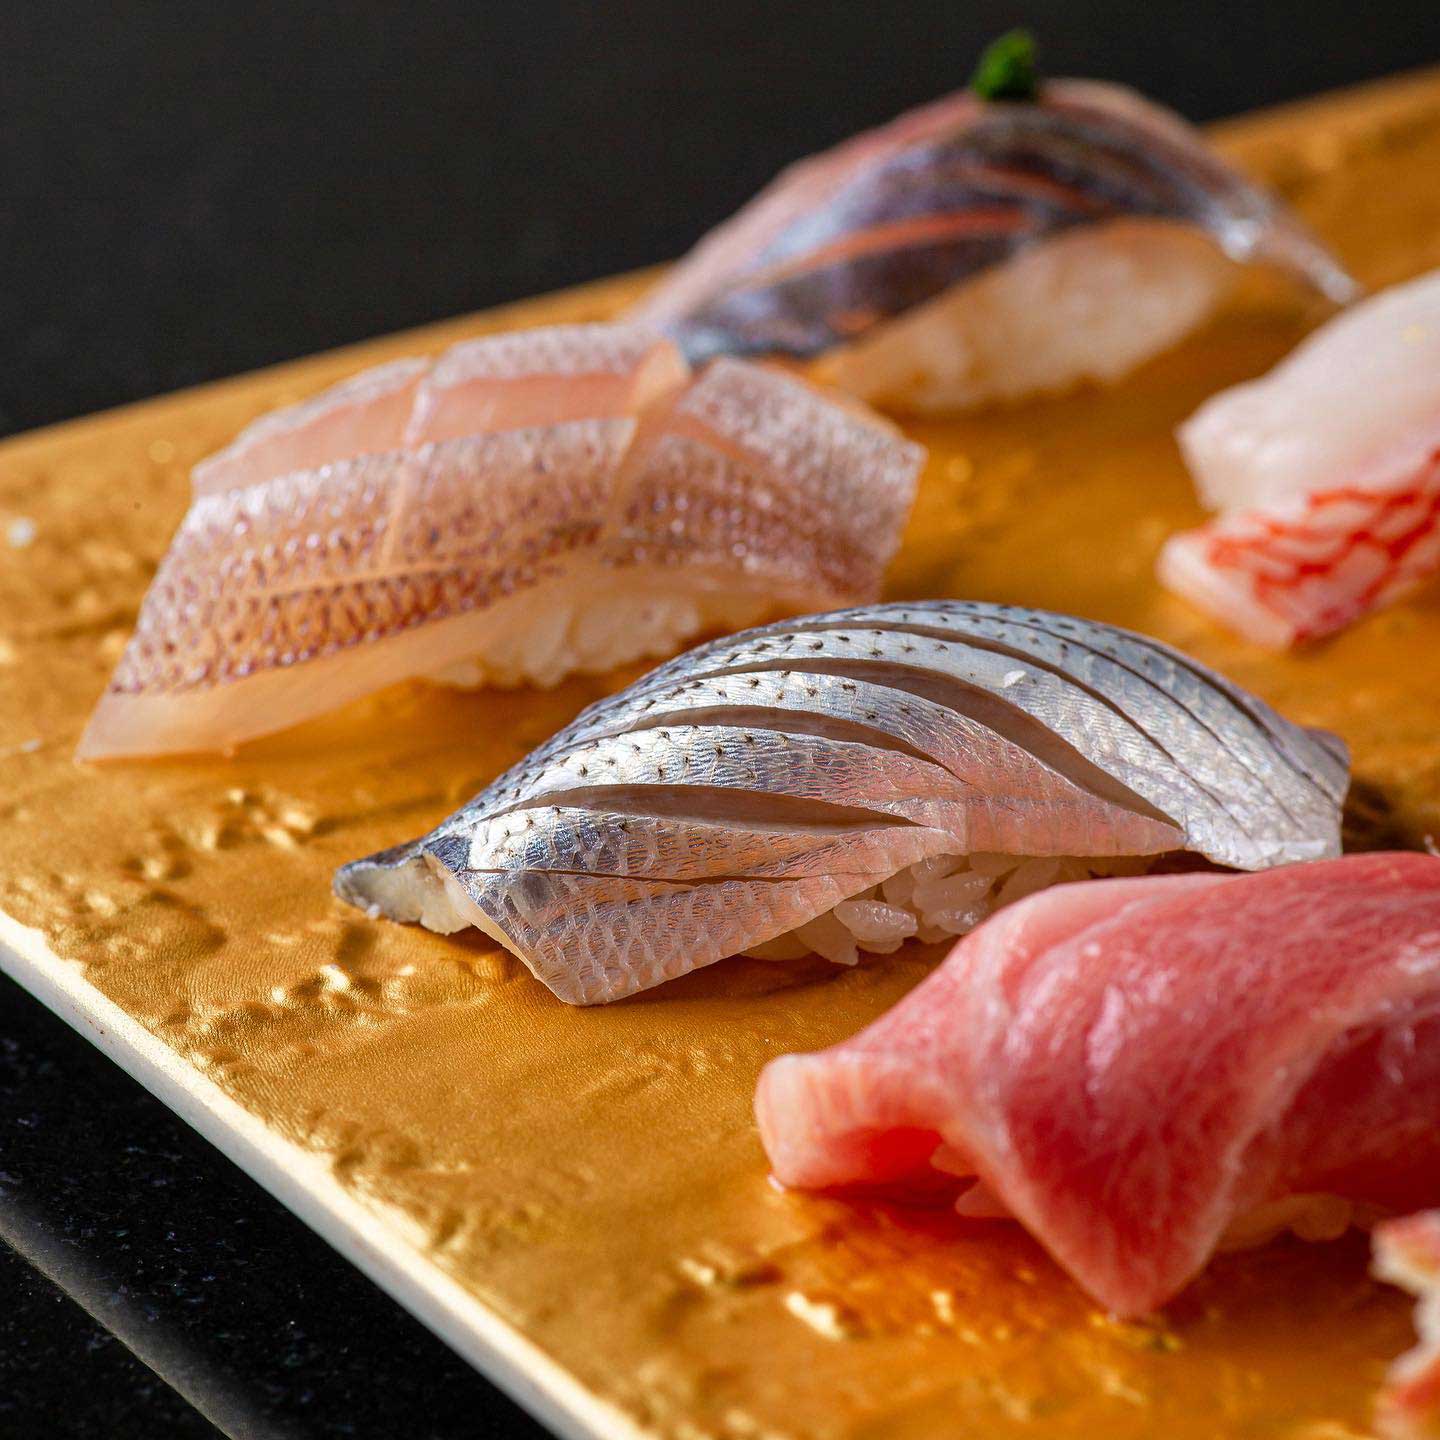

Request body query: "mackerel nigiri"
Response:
[335, 601, 1346, 1005]
[79, 323, 921, 759]
[631, 32, 1357, 413]
[1160, 268, 1440, 647]
[758, 853, 1440, 1316]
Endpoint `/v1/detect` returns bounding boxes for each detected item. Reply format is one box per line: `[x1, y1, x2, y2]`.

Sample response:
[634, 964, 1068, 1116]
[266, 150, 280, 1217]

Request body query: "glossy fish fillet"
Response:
[335, 601, 1347, 1005]
[79, 323, 921, 759]
[631, 78, 1356, 411]
[1375, 1211, 1440, 1439]
[1160, 269, 1440, 646]
[757, 853, 1440, 1316]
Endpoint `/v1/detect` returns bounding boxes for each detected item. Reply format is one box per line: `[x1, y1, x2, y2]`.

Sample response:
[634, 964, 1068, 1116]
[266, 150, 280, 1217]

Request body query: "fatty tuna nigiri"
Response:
[336, 601, 1346, 1004]
[78, 323, 921, 759]
[631, 32, 1356, 413]
[757, 853, 1440, 1317]
[1160, 268, 1440, 647]
[1375, 1211, 1440, 1439]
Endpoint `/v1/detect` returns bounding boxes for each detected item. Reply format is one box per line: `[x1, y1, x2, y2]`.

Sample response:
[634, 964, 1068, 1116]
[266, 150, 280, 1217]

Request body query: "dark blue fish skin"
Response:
[636, 81, 1359, 364]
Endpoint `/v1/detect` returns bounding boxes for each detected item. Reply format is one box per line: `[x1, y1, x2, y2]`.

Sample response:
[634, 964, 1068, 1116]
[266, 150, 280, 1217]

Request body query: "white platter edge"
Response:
[0, 911, 639, 1440]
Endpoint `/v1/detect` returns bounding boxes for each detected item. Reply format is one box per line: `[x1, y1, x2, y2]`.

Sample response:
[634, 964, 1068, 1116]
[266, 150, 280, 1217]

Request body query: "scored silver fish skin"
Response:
[335, 601, 1348, 1004]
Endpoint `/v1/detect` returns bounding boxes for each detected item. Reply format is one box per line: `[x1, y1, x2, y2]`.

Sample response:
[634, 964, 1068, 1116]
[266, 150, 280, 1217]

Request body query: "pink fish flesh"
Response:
[757, 852, 1440, 1316]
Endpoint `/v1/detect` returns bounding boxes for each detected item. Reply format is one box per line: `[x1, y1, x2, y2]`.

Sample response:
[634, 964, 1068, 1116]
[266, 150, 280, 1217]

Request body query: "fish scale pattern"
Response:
[85, 324, 921, 757]
[111, 422, 628, 694]
[609, 360, 917, 597]
[337, 601, 1348, 1004]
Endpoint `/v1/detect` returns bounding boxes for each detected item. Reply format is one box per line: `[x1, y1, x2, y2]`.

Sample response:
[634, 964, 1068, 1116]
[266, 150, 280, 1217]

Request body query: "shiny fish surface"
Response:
[632, 79, 1357, 367]
[335, 601, 1348, 1005]
[1161, 268, 1440, 647]
[78, 323, 921, 759]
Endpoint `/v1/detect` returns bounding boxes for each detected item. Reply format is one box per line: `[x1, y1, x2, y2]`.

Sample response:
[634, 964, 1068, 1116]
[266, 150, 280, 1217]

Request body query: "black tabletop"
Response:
[3, 2, 1440, 1436]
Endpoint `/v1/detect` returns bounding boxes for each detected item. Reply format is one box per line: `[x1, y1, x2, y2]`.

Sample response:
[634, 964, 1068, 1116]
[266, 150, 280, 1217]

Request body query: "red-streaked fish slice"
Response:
[631, 77, 1354, 412]
[1160, 449, 1440, 647]
[79, 325, 922, 759]
[1375, 1211, 1440, 1439]
[756, 853, 1440, 1316]
[1164, 268, 1440, 645]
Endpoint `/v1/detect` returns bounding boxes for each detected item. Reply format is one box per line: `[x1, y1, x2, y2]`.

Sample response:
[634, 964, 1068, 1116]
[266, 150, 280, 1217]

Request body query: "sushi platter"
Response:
[4, 46, 1440, 1439]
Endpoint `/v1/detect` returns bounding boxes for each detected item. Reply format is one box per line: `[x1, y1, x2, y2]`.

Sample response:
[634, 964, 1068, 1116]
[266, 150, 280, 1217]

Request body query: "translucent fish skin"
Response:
[1161, 270, 1440, 647]
[334, 601, 1347, 1005]
[757, 853, 1440, 1317]
[631, 79, 1357, 366]
[78, 323, 921, 759]
[1374, 1211, 1440, 1439]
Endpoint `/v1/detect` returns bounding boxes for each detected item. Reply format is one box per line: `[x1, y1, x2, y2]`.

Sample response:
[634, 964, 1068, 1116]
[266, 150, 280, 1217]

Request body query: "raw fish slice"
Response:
[191, 325, 688, 496]
[598, 358, 919, 600]
[1160, 463, 1440, 647]
[1161, 268, 1440, 646]
[79, 326, 921, 759]
[336, 601, 1346, 1004]
[1374, 1211, 1440, 1439]
[480, 669, 1182, 857]
[192, 357, 430, 496]
[404, 324, 689, 444]
[615, 601, 1344, 867]
[756, 853, 1440, 1316]
[1181, 270, 1440, 512]
[632, 64, 1355, 409]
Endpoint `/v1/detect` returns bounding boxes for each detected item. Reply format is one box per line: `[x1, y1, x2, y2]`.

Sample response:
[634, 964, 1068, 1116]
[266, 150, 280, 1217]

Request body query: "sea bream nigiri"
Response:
[630, 32, 1357, 413]
[1374, 1211, 1440, 1439]
[335, 600, 1347, 1005]
[1160, 268, 1440, 647]
[757, 852, 1440, 1317]
[78, 323, 922, 759]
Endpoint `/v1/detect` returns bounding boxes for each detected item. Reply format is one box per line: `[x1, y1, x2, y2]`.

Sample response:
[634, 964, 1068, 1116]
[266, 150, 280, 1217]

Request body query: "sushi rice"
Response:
[741, 851, 1149, 964]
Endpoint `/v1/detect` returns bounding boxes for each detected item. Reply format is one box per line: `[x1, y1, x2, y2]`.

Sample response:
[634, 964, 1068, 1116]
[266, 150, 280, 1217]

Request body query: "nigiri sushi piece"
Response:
[630, 32, 1357, 413]
[1160, 268, 1440, 646]
[757, 852, 1440, 1316]
[335, 600, 1347, 1005]
[78, 323, 922, 759]
[1374, 1211, 1440, 1439]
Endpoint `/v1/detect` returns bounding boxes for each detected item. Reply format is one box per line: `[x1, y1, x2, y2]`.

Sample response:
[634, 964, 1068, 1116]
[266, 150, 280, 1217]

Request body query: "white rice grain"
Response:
[743, 852, 1151, 964]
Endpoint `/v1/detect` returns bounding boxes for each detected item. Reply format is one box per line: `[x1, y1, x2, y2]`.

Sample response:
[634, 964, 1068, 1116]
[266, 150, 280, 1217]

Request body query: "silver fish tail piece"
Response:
[335, 602, 1348, 1005]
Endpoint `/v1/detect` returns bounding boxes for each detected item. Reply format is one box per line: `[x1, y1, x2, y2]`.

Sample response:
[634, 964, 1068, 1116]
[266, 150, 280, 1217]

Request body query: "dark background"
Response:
[2, 2, 1439, 1435]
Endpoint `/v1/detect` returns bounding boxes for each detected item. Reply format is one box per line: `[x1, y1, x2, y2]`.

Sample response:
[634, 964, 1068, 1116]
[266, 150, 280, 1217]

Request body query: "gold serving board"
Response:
[4, 67, 1440, 1440]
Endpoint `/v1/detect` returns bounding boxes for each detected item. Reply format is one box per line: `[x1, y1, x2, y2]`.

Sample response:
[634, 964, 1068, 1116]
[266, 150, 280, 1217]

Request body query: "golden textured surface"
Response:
[5, 67, 1440, 1440]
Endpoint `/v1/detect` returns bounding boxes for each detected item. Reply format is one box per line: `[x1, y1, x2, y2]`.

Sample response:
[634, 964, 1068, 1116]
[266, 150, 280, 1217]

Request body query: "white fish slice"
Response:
[78, 323, 922, 759]
[1161, 268, 1440, 647]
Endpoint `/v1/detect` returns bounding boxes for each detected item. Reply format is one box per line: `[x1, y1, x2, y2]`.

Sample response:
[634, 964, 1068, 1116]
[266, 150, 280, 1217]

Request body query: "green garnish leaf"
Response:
[970, 29, 1039, 103]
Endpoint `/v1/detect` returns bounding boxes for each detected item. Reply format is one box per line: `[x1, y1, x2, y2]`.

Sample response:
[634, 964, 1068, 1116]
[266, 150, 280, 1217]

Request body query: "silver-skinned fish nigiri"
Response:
[630, 32, 1358, 413]
[335, 600, 1348, 1005]
[78, 322, 922, 760]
